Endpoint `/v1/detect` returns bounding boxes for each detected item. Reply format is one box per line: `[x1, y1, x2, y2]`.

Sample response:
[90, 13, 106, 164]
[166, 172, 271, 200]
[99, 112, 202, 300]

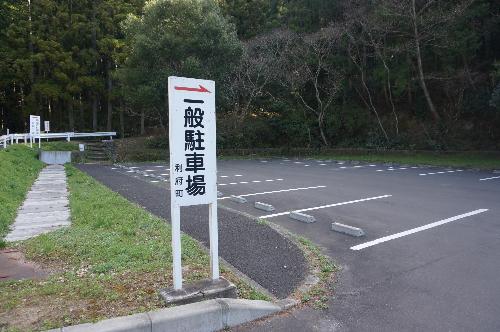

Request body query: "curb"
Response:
[46, 298, 282, 332]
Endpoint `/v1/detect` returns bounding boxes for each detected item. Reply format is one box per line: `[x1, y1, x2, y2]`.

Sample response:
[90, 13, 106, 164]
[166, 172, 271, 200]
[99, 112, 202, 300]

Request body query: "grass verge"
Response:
[0, 165, 267, 331]
[310, 151, 500, 170]
[40, 141, 79, 151]
[0, 146, 44, 246]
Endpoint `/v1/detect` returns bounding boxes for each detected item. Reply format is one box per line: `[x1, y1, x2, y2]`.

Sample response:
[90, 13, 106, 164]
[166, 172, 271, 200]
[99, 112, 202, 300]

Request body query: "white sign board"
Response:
[169, 77, 217, 206]
[79, 144, 85, 152]
[29, 115, 41, 148]
[44, 121, 50, 132]
[168, 76, 218, 289]
[30, 115, 41, 135]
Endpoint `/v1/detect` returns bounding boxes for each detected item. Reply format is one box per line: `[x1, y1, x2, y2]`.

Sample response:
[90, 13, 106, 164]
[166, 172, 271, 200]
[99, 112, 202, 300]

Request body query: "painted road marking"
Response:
[419, 170, 460, 176]
[260, 195, 392, 219]
[320, 164, 327, 166]
[376, 170, 384, 172]
[479, 176, 500, 181]
[218, 185, 327, 200]
[155, 165, 164, 168]
[111, 167, 117, 170]
[369, 164, 377, 167]
[150, 180, 159, 183]
[126, 170, 134, 173]
[145, 170, 155, 172]
[161, 173, 169, 176]
[217, 178, 284, 186]
[351, 209, 488, 251]
[235, 174, 243, 177]
[354, 165, 363, 168]
[220, 175, 229, 178]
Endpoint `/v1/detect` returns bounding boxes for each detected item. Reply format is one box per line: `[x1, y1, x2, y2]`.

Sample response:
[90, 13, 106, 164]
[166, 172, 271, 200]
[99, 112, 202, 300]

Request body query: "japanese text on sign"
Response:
[168, 77, 216, 207]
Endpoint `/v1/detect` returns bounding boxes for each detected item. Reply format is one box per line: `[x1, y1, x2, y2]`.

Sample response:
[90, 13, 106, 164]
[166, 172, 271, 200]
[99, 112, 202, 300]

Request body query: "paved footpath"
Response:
[6, 165, 71, 242]
[77, 164, 307, 299]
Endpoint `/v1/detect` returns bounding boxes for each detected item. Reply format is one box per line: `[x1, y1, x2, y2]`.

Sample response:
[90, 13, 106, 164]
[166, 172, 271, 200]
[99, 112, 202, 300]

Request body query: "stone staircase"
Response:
[85, 141, 111, 162]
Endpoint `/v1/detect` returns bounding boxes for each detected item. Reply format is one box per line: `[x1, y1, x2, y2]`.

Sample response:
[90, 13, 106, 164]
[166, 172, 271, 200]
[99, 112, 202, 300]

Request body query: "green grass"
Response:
[311, 151, 500, 170]
[0, 165, 266, 331]
[294, 236, 337, 310]
[0, 146, 44, 245]
[40, 141, 79, 151]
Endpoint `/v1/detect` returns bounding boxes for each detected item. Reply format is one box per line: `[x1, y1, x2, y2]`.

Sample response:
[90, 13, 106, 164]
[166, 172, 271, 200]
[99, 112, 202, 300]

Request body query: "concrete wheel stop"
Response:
[159, 277, 237, 306]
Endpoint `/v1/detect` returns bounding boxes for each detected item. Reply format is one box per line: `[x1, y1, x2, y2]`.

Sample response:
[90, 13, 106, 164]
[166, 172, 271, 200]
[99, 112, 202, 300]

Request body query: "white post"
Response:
[171, 204, 183, 290]
[10, 135, 13, 145]
[30, 134, 33, 148]
[209, 202, 219, 280]
[24, 135, 27, 145]
[38, 134, 41, 148]
[67, 133, 70, 142]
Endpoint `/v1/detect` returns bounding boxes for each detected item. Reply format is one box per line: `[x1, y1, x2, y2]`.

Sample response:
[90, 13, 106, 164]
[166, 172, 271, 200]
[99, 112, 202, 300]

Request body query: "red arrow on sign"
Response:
[174, 85, 211, 93]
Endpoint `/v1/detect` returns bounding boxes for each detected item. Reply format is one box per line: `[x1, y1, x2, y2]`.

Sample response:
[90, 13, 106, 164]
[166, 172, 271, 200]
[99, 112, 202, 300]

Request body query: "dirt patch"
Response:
[0, 248, 48, 281]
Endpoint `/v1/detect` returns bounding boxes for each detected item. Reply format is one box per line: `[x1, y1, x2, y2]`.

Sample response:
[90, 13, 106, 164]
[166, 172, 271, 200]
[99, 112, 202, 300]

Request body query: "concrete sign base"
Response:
[159, 277, 237, 306]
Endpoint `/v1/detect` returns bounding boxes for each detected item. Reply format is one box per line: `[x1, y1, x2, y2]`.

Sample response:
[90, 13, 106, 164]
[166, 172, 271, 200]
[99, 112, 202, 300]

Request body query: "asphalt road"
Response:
[82, 159, 500, 331]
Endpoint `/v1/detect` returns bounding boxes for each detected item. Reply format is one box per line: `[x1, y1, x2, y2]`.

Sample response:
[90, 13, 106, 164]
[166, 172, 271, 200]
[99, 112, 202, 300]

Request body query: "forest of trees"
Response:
[1, 0, 499, 150]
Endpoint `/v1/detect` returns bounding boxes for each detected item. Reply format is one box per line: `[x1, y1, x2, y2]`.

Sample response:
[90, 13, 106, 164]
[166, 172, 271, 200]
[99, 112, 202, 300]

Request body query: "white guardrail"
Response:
[1, 132, 116, 149]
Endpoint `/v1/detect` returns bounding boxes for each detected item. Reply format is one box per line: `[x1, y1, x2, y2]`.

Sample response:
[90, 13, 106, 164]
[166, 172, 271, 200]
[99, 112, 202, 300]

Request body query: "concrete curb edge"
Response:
[46, 298, 285, 332]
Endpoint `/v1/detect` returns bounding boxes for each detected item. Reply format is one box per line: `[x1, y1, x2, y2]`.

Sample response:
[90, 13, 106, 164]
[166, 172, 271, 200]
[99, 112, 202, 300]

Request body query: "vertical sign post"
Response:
[168, 76, 218, 290]
[29, 115, 41, 148]
[44, 121, 50, 133]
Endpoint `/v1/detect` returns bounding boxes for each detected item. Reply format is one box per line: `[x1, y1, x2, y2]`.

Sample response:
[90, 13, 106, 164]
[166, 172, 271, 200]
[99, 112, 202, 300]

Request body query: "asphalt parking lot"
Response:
[92, 159, 500, 331]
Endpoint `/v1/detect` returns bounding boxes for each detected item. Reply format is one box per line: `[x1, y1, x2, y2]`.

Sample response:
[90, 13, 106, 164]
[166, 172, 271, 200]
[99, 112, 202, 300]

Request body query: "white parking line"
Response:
[479, 176, 500, 181]
[218, 185, 327, 200]
[260, 195, 392, 219]
[350, 209, 488, 251]
[218, 178, 284, 186]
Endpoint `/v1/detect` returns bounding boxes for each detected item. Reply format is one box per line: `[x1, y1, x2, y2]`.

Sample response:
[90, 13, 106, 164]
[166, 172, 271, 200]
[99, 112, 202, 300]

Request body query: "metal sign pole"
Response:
[168, 76, 219, 290]
[209, 202, 219, 279]
[171, 204, 183, 290]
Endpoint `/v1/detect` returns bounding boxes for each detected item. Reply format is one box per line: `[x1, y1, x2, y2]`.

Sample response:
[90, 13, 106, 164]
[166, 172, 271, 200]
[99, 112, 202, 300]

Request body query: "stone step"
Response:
[12, 221, 70, 230]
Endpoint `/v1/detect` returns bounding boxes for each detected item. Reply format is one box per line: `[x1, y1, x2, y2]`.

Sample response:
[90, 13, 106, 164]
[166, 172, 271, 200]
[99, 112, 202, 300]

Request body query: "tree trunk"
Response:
[106, 59, 113, 131]
[318, 113, 328, 146]
[79, 94, 85, 130]
[92, 95, 98, 131]
[119, 104, 125, 138]
[140, 110, 145, 135]
[68, 98, 74, 131]
[412, 0, 440, 122]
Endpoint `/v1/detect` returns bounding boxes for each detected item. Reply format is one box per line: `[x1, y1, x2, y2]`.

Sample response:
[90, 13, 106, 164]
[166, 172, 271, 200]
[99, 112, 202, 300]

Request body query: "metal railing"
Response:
[0, 132, 117, 149]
